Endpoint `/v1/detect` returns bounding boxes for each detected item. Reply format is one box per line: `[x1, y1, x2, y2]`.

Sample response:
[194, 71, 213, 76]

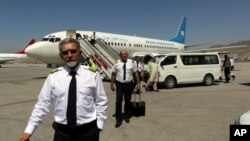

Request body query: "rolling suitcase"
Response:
[130, 91, 146, 117]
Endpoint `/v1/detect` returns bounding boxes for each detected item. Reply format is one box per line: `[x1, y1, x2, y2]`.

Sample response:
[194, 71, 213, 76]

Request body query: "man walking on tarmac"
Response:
[145, 57, 159, 92]
[111, 49, 140, 128]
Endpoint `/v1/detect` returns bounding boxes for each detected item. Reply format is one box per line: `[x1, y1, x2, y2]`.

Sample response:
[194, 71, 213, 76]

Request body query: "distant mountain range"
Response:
[209, 40, 250, 48]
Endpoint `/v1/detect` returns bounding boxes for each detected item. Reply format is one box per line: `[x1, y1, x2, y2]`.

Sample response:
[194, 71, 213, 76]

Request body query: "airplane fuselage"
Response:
[25, 31, 185, 65]
[25, 17, 187, 65]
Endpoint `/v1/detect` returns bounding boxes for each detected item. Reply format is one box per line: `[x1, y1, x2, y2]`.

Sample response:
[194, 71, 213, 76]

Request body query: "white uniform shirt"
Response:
[230, 59, 234, 67]
[134, 61, 144, 72]
[111, 59, 137, 83]
[24, 65, 108, 134]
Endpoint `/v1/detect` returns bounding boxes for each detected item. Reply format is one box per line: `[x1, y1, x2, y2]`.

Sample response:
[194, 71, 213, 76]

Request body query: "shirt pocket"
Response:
[79, 87, 94, 106]
[52, 88, 66, 107]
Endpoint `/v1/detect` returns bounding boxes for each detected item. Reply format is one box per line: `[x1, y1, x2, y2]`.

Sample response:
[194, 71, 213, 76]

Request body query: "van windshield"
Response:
[161, 56, 177, 65]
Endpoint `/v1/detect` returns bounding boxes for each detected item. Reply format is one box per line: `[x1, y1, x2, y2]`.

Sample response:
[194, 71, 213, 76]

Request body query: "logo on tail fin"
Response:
[181, 31, 185, 36]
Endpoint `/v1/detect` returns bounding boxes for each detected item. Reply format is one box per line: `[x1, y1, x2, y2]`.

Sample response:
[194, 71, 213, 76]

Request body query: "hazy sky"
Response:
[0, 0, 249, 52]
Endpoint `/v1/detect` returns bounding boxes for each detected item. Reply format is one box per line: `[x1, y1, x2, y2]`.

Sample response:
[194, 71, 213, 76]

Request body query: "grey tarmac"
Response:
[1, 63, 250, 141]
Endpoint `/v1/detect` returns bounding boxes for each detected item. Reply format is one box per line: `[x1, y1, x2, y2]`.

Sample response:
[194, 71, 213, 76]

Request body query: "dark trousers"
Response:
[115, 81, 134, 122]
[52, 120, 100, 141]
[224, 67, 231, 82]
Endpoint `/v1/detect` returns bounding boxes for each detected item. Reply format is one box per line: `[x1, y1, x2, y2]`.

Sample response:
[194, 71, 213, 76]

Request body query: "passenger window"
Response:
[161, 56, 176, 65]
[181, 55, 219, 65]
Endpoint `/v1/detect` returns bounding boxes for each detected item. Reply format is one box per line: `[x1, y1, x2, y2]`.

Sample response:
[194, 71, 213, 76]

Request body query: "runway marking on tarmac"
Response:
[0, 99, 37, 107]
[0, 80, 25, 85]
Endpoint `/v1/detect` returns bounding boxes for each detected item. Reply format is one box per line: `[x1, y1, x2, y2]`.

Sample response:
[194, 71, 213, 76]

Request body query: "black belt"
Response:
[53, 120, 97, 134]
[116, 80, 133, 84]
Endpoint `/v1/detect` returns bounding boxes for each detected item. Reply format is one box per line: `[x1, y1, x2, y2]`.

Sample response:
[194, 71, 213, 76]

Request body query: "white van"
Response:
[158, 52, 222, 88]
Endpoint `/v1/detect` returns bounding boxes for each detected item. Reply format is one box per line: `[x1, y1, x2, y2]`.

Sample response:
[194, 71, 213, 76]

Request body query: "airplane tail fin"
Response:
[15, 39, 35, 54]
[170, 17, 186, 44]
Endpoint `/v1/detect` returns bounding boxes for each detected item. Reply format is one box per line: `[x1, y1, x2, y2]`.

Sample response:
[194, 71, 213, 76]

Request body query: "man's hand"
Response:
[18, 133, 31, 141]
[111, 85, 115, 91]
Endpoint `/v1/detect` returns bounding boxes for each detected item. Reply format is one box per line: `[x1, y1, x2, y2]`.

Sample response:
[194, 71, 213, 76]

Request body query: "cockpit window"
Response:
[41, 38, 49, 41]
[55, 38, 61, 42]
[49, 38, 55, 42]
[41, 37, 61, 42]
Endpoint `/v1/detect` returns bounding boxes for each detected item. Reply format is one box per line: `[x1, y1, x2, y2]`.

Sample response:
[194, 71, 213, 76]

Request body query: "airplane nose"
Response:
[24, 41, 62, 64]
[25, 43, 41, 56]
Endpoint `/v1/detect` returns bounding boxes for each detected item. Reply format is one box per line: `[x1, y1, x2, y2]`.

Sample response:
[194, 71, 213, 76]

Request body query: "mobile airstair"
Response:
[78, 38, 120, 80]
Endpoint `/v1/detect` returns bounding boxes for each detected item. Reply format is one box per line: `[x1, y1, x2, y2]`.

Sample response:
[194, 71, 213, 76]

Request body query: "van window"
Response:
[181, 55, 219, 65]
[161, 56, 177, 65]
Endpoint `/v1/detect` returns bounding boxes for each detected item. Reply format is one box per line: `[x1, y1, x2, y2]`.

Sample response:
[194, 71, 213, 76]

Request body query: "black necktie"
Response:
[123, 61, 126, 80]
[67, 71, 77, 128]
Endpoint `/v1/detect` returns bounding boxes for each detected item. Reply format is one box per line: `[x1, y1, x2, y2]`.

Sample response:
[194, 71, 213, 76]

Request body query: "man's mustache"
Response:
[66, 59, 76, 62]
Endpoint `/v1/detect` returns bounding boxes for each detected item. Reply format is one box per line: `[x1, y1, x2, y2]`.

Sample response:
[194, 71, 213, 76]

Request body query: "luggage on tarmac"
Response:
[130, 91, 145, 117]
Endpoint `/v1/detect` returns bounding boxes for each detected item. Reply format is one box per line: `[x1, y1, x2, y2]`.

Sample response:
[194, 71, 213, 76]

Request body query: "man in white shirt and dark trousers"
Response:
[18, 38, 108, 141]
[111, 50, 140, 128]
[134, 56, 144, 82]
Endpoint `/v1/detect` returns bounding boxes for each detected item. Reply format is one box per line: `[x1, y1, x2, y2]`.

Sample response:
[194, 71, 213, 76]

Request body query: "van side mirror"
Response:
[160, 62, 163, 66]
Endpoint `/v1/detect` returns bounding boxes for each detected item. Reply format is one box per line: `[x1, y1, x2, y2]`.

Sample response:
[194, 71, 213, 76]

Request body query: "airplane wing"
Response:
[0, 39, 35, 66]
[0, 54, 27, 63]
[131, 52, 161, 57]
[184, 42, 215, 49]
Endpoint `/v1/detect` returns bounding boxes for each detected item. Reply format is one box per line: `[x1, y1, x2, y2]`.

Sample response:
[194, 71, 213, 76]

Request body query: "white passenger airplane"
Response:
[0, 39, 35, 68]
[25, 17, 187, 66]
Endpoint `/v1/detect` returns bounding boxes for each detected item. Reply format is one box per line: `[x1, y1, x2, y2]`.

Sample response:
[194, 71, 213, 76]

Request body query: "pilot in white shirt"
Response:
[111, 49, 140, 128]
[112, 59, 136, 83]
[19, 38, 108, 141]
[25, 65, 108, 134]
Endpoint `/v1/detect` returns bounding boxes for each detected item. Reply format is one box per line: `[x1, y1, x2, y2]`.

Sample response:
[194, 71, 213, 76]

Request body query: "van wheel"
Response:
[203, 74, 214, 86]
[164, 76, 176, 89]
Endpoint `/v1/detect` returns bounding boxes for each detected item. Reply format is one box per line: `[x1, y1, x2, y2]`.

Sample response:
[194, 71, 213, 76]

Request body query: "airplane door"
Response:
[66, 29, 76, 39]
